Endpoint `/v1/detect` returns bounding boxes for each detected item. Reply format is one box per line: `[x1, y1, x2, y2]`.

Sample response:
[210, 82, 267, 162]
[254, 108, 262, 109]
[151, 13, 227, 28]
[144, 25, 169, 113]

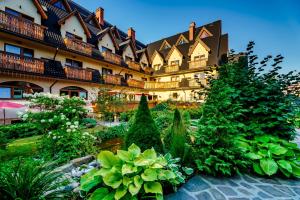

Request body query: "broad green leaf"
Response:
[102, 193, 115, 200]
[123, 176, 132, 187]
[268, 144, 287, 155]
[253, 162, 264, 175]
[255, 135, 270, 143]
[117, 150, 133, 162]
[122, 163, 138, 175]
[245, 152, 262, 160]
[80, 168, 98, 185]
[144, 182, 163, 194]
[98, 168, 112, 177]
[115, 186, 127, 200]
[128, 183, 141, 196]
[80, 176, 102, 192]
[88, 188, 109, 200]
[134, 175, 143, 188]
[156, 194, 164, 200]
[260, 158, 278, 176]
[182, 167, 194, 175]
[134, 149, 157, 166]
[98, 151, 121, 168]
[128, 143, 141, 157]
[157, 170, 176, 180]
[291, 162, 300, 178]
[277, 160, 292, 173]
[103, 172, 123, 189]
[141, 168, 158, 181]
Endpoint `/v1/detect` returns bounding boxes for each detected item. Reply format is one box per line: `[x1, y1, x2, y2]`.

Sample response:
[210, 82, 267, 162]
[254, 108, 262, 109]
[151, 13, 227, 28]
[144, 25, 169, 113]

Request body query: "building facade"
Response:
[0, 0, 228, 105]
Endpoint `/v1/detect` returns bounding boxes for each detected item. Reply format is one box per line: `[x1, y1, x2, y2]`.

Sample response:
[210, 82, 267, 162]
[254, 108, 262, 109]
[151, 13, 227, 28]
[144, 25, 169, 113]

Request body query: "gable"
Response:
[152, 51, 164, 66]
[190, 42, 209, 60]
[197, 27, 213, 39]
[168, 48, 183, 65]
[159, 40, 171, 51]
[50, 0, 72, 12]
[175, 35, 188, 45]
[140, 53, 149, 65]
[98, 33, 116, 53]
[60, 15, 87, 42]
[123, 45, 135, 59]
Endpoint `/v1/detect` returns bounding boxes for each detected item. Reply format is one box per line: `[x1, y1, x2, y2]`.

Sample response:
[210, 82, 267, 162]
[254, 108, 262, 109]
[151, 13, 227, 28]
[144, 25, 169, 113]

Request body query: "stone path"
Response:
[165, 174, 300, 200]
[295, 129, 300, 147]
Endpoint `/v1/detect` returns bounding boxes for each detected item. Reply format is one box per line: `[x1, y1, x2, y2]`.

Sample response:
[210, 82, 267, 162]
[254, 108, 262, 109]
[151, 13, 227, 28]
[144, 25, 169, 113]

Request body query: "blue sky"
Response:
[74, 0, 300, 72]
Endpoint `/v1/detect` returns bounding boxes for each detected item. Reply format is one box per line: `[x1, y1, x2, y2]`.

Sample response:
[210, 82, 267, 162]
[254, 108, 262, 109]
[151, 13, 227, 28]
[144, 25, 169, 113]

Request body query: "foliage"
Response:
[42, 121, 96, 163]
[151, 102, 170, 112]
[184, 108, 202, 119]
[82, 118, 97, 128]
[236, 135, 300, 178]
[94, 124, 127, 142]
[295, 105, 300, 128]
[0, 158, 71, 199]
[120, 110, 136, 122]
[80, 144, 192, 200]
[125, 95, 163, 152]
[0, 131, 8, 150]
[0, 122, 43, 139]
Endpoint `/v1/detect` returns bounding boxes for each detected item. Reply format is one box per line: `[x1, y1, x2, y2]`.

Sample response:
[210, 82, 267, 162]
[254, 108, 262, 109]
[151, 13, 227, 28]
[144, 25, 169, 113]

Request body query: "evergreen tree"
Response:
[125, 94, 163, 152]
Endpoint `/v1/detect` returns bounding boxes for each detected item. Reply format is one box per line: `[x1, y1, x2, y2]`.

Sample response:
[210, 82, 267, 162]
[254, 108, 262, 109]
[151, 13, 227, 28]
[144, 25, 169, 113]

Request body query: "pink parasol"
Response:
[0, 102, 25, 125]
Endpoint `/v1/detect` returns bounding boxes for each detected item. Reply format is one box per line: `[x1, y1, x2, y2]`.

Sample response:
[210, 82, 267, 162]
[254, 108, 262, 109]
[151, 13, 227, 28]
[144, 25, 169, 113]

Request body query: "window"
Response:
[102, 68, 113, 75]
[178, 38, 187, 45]
[5, 44, 34, 58]
[66, 32, 83, 41]
[5, 8, 34, 22]
[170, 60, 179, 66]
[102, 46, 112, 52]
[66, 58, 83, 68]
[153, 64, 160, 71]
[194, 55, 205, 61]
[125, 73, 133, 81]
[171, 76, 179, 82]
[60, 86, 88, 99]
[53, 1, 66, 11]
[0, 82, 43, 99]
[172, 93, 178, 99]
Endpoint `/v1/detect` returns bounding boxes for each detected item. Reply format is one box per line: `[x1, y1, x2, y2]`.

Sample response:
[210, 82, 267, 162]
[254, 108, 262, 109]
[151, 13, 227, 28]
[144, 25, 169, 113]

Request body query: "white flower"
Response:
[53, 136, 57, 140]
[74, 121, 79, 126]
[23, 114, 28, 118]
[72, 129, 76, 132]
[49, 119, 53, 123]
[67, 129, 71, 133]
[83, 132, 89, 135]
[70, 125, 75, 129]
[66, 122, 71, 126]
[25, 109, 29, 112]
[41, 119, 46, 123]
[49, 131, 52, 135]
[72, 109, 76, 113]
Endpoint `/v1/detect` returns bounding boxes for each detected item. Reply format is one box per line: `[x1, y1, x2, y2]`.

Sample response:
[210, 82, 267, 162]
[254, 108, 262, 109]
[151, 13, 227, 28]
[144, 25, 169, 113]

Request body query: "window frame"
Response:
[4, 43, 34, 58]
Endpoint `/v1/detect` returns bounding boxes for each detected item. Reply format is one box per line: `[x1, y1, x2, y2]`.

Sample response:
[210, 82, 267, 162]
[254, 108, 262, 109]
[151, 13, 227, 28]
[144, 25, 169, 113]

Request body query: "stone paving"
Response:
[165, 174, 300, 200]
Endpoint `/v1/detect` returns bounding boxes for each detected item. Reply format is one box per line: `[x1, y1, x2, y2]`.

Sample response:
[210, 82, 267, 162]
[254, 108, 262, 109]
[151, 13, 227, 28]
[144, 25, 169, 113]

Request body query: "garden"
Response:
[0, 43, 300, 200]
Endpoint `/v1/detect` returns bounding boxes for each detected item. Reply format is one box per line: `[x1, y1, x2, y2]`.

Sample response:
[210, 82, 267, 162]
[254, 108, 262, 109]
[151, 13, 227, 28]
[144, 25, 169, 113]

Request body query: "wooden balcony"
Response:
[64, 37, 93, 55]
[0, 10, 46, 40]
[165, 64, 179, 73]
[127, 79, 145, 88]
[127, 60, 141, 71]
[103, 74, 121, 85]
[143, 66, 154, 74]
[64, 66, 92, 81]
[101, 51, 122, 65]
[144, 81, 179, 89]
[189, 59, 208, 70]
[0, 51, 44, 74]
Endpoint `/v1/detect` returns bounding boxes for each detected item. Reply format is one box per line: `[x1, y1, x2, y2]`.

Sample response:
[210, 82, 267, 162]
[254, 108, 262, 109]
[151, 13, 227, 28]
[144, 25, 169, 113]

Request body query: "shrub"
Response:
[82, 118, 97, 128]
[0, 122, 43, 139]
[120, 110, 136, 122]
[185, 108, 202, 119]
[80, 144, 193, 199]
[95, 124, 127, 142]
[0, 158, 71, 199]
[236, 135, 300, 178]
[0, 131, 8, 150]
[125, 95, 163, 152]
[151, 102, 170, 111]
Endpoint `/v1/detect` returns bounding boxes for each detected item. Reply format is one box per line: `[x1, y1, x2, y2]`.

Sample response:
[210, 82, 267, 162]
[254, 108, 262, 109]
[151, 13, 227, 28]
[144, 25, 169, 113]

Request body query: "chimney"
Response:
[189, 22, 196, 41]
[96, 7, 104, 26]
[128, 27, 136, 46]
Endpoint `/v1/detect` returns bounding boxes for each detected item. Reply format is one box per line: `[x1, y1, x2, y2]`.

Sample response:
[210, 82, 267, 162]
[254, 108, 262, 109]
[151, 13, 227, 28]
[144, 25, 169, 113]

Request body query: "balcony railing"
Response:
[64, 66, 92, 81]
[0, 51, 44, 74]
[103, 74, 121, 85]
[101, 51, 122, 65]
[127, 60, 141, 71]
[165, 64, 179, 73]
[64, 37, 93, 55]
[144, 81, 179, 89]
[127, 79, 145, 88]
[143, 66, 154, 74]
[189, 59, 208, 70]
[0, 10, 46, 40]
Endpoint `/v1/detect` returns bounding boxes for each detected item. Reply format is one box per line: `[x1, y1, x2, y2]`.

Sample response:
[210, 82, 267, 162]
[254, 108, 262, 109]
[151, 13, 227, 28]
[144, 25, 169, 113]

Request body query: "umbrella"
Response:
[0, 102, 25, 125]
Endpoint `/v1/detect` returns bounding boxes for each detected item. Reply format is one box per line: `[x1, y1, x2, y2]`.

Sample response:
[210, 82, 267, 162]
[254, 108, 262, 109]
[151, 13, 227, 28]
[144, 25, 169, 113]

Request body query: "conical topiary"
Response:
[125, 94, 163, 152]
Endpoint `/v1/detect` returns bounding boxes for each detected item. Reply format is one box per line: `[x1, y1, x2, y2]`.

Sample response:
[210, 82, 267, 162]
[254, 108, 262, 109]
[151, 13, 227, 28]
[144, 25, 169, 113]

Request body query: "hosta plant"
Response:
[237, 135, 300, 178]
[80, 144, 193, 200]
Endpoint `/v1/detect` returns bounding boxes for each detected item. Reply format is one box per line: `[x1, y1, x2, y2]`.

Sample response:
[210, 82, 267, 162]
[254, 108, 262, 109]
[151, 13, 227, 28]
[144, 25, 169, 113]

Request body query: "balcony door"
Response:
[0, 81, 43, 99]
[5, 44, 34, 58]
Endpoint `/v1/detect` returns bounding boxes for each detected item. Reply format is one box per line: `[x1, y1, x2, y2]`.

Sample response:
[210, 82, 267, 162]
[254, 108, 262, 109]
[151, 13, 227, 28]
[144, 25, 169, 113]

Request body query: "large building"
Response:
[0, 0, 228, 105]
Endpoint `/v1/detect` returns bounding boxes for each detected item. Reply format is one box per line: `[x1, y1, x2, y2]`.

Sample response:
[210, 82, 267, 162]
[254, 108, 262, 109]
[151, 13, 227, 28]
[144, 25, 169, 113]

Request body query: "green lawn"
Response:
[0, 135, 42, 161]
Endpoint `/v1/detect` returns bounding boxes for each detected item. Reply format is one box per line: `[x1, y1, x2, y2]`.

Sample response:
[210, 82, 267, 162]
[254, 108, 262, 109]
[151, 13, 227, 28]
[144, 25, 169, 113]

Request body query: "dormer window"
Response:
[171, 60, 179, 66]
[159, 40, 171, 51]
[153, 64, 161, 71]
[53, 1, 66, 11]
[66, 32, 82, 41]
[178, 39, 186, 45]
[102, 46, 112, 52]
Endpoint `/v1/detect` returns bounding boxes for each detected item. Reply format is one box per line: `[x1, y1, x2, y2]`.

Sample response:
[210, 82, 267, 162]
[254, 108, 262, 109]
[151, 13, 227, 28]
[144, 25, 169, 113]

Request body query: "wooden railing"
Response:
[165, 64, 179, 73]
[101, 51, 122, 65]
[127, 79, 145, 88]
[0, 10, 46, 40]
[0, 51, 44, 74]
[64, 37, 93, 55]
[103, 74, 121, 85]
[64, 66, 92, 81]
[143, 66, 154, 74]
[144, 81, 179, 89]
[127, 60, 141, 71]
[189, 59, 208, 69]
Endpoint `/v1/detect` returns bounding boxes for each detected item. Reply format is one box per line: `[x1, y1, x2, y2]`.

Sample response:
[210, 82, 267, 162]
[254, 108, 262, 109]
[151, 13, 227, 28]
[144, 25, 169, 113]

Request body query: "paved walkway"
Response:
[165, 174, 300, 200]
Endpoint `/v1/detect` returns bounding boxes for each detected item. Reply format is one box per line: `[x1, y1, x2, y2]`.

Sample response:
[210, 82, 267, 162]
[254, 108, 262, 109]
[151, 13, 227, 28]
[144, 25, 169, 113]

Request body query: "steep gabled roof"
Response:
[33, 0, 48, 20]
[188, 39, 211, 56]
[196, 27, 213, 39]
[151, 50, 164, 63]
[175, 34, 189, 46]
[85, 13, 101, 29]
[58, 10, 92, 39]
[159, 40, 172, 51]
[119, 39, 137, 58]
[137, 48, 150, 63]
[165, 46, 183, 60]
[97, 27, 119, 50]
[49, 0, 72, 12]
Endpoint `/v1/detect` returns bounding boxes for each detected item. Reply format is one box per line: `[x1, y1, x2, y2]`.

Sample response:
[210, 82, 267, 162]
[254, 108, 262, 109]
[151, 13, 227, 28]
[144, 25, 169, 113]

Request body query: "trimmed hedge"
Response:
[0, 123, 44, 139]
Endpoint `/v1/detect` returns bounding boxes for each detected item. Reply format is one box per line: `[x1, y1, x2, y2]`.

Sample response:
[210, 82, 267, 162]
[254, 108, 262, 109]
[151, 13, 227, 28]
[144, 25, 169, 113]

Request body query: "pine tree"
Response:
[125, 94, 163, 152]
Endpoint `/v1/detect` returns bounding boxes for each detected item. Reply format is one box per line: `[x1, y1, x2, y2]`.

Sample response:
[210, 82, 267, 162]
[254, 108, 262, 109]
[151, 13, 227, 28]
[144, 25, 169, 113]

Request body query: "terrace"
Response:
[144, 81, 179, 89]
[189, 59, 208, 70]
[126, 60, 141, 71]
[165, 64, 179, 73]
